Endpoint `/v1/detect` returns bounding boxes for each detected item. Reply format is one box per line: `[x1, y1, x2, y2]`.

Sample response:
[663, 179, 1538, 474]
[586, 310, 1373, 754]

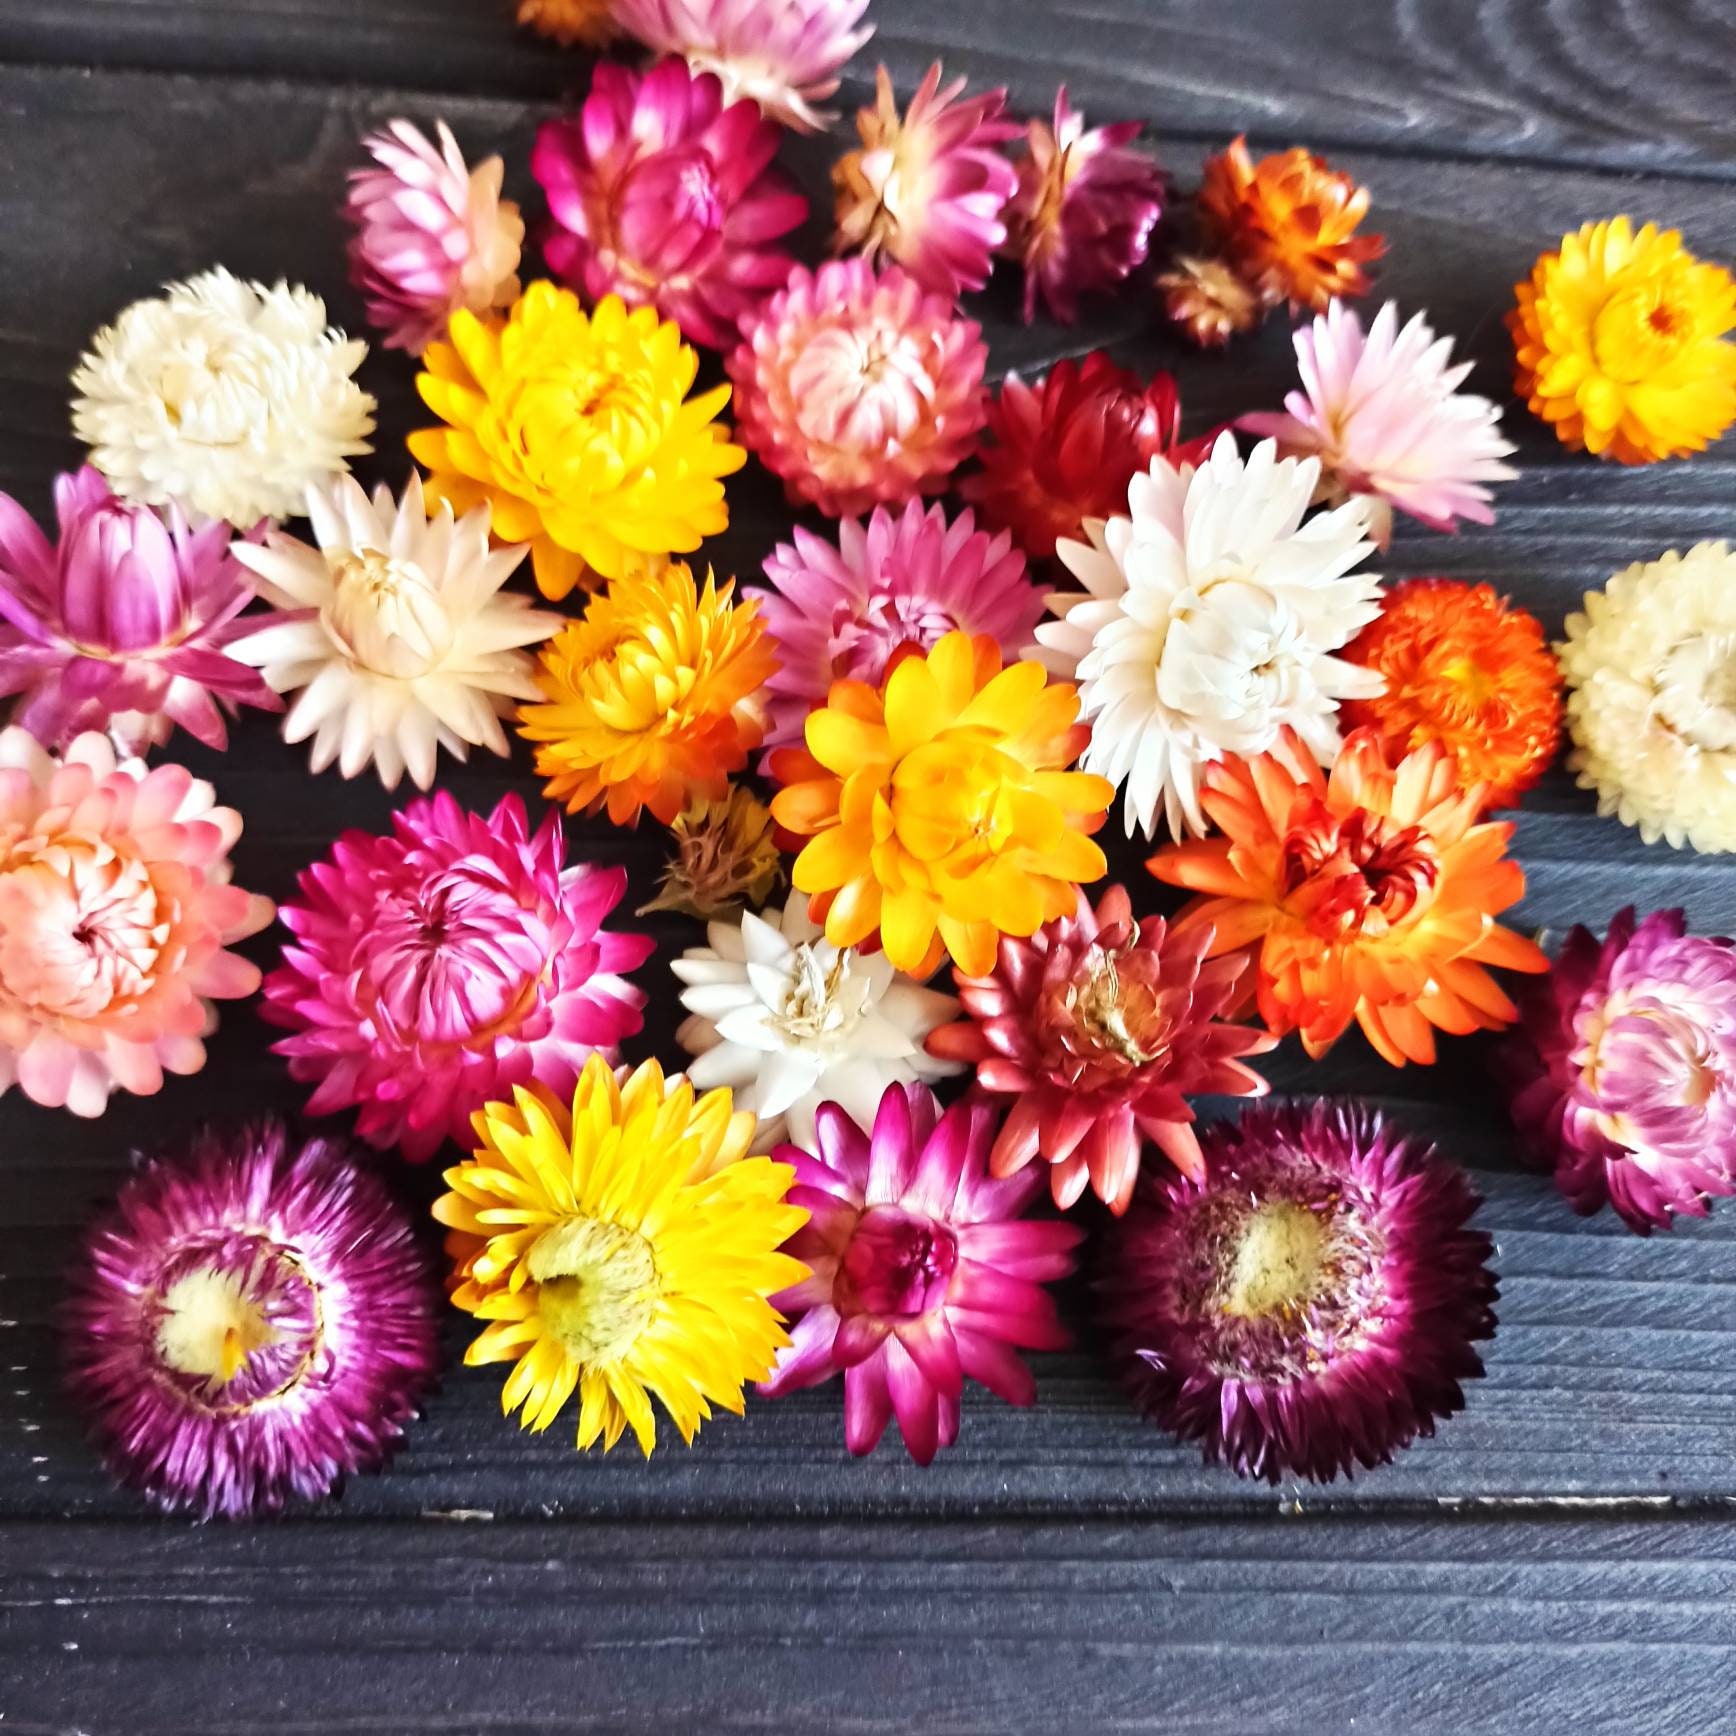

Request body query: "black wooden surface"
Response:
[3, 2, 1736, 1731]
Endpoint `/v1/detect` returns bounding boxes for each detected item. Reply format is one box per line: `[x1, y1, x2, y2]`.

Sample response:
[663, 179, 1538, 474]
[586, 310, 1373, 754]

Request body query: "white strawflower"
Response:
[228, 473, 561, 790]
[1559, 541, 1736, 854]
[672, 891, 961, 1146]
[1037, 433, 1385, 841]
[71, 267, 377, 527]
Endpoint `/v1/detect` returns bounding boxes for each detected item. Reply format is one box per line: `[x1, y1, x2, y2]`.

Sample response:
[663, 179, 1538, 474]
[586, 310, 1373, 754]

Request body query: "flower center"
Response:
[829, 591, 960, 686]
[324, 548, 454, 679]
[840, 1206, 958, 1319]
[789, 324, 934, 451]
[1219, 1200, 1328, 1319]
[775, 941, 866, 1045]
[1592, 282, 1691, 382]
[1279, 800, 1440, 941]
[1654, 633, 1736, 752]
[1578, 990, 1724, 1138]
[506, 346, 666, 491]
[528, 1216, 660, 1364]
[1061, 940, 1170, 1067]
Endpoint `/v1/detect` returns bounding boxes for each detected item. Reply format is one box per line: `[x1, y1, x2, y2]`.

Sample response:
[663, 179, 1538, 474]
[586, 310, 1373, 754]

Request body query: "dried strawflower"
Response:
[263, 792, 652, 1162]
[726, 259, 987, 519]
[71, 267, 375, 528]
[638, 786, 781, 919]
[770, 629, 1112, 979]
[1341, 578, 1561, 811]
[517, 0, 616, 44]
[928, 885, 1274, 1215]
[410, 285, 744, 600]
[1510, 216, 1736, 464]
[1101, 1099, 1496, 1483]
[0, 467, 278, 753]
[436, 1056, 808, 1453]
[63, 1119, 440, 1518]
[1156, 253, 1263, 348]
[1149, 727, 1548, 1064]
[760, 1084, 1081, 1464]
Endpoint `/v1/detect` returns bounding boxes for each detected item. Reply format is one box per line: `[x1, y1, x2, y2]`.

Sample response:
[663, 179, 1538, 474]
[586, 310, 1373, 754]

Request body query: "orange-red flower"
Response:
[1148, 728, 1547, 1065]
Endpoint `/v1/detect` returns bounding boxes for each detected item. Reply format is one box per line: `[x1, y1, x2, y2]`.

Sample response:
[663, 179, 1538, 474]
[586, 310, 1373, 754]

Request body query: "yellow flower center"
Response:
[501, 346, 665, 494]
[156, 1266, 278, 1384]
[1072, 944, 1163, 1066]
[528, 1216, 660, 1364]
[1592, 281, 1692, 382]
[324, 548, 454, 679]
[1219, 1200, 1329, 1320]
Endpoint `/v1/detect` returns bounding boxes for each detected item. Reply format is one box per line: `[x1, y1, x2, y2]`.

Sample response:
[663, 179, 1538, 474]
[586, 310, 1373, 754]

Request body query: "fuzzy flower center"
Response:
[1593, 280, 1692, 382]
[324, 548, 454, 679]
[1220, 1200, 1328, 1318]
[1279, 800, 1440, 941]
[528, 1216, 660, 1364]
[791, 324, 935, 451]
[775, 942, 867, 1045]
[1654, 632, 1736, 751]
[840, 1206, 958, 1319]
[1056, 939, 1172, 1069]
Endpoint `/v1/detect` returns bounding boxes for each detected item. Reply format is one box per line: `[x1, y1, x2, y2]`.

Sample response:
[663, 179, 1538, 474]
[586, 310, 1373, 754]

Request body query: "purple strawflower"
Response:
[1507, 907, 1736, 1234]
[0, 467, 279, 752]
[1100, 1099, 1497, 1484]
[62, 1119, 440, 1519]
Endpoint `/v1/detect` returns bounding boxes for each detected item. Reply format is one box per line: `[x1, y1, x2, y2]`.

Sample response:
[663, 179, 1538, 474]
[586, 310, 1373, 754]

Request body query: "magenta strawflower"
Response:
[263, 791, 653, 1162]
[62, 1118, 440, 1519]
[0, 468, 278, 753]
[726, 259, 988, 519]
[928, 886, 1276, 1215]
[749, 500, 1043, 760]
[1507, 907, 1736, 1234]
[1101, 1099, 1497, 1484]
[1002, 88, 1164, 324]
[533, 59, 807, 352]
[759, 1083, 1082, 1465]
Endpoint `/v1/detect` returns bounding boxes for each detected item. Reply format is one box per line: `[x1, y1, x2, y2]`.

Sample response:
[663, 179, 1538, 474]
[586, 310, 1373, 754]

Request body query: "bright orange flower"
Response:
[769, 630, 1113, 978]
[1148, 728, 1547, 1066]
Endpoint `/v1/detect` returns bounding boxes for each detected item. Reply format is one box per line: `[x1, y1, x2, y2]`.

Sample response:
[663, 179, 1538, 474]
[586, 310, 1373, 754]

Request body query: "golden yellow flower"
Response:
[518, 563, 777, 828]
[1510, 216, 1736, 464]
[409, 285, 744, 601]
[638, 786, 783, 918]
[516, 0, 615, 46]
[769, 630, 1114, 979]
[435, 1055, 807, 1455]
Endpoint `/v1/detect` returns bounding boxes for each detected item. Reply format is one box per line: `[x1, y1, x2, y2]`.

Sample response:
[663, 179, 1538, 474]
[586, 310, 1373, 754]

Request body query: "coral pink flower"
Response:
[0, 468, 278, 753]
[727, 259, 988, 518]
[760, 1083, 1081, 1464]
[344, 119, 524, 356]
[749, 499, 1043, 759]
[533, 59, 807, 352]
[263, 791, 653, 1162]
[0, 730, 272, 1117]
[1002, 88, 1164, 324]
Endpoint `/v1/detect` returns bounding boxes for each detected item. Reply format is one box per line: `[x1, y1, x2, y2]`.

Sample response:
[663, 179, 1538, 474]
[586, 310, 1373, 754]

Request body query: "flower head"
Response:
[751, 500, 1042, 760]
[770, 630, 1113, 979]
[533, 60, 806, 352]
[519, 563, 776, 827]
[1149, 727, 1548, 1064]
[759, 1084, 1081, 1464]
[962, 352, 1215, 561]
[726, 259, 987, 520]
[1510, 216, 1736, 464]
[409, 285, 744, 601]
[1507, 908, 1736, 1233]
[436, 1056, 808, 1454]
[1558, 542, 1736, 853]
[614, 0, 872, 132]
[833, 63, 1019, 298]
[344, 119, 523, 356]
[0, 468, 278, 753]
[263, 791, 652, 1162]
[63, 1119, 439, 1518]
[928, 885, 1274, 1214]
[1197, 136, 1384, 313]
[674, 890, 961, 1147]
[638, 786, 782, 919]
[517, 0, 615, 44]
[1001, 88, 1164, 324]
[71, 268, 375, 528]
[0, 730, 272, 1116]
[1241, 302, 1516, 543]
[228, 474, 560, 791]
[1341, 578, 1561, 811]
[1037, 433, 1383, 842]
[1101, 1099, 1496, 1483]
[1156, 253, 1264, 349]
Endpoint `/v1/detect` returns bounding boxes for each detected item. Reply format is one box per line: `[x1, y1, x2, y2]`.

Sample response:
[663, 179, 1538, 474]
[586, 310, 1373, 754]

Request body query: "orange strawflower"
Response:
[1148, 728, 1548, 1066]
[769, 630, 1113, 978]
[516, 0, 615, 45]
[1197, 135, 1384, 313]
[517, 563, 776, 827]
[1340, 579, 1562, 811]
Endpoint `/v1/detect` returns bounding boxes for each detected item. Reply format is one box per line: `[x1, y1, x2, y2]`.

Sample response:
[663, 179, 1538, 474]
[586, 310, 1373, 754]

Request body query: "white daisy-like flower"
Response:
[1037, 433, 1385, 841]
[228, 473, 561, 790]
[672, 891, 961, 1147]
[71, 267, 377, 527]
[1559, 541, 1736, 854]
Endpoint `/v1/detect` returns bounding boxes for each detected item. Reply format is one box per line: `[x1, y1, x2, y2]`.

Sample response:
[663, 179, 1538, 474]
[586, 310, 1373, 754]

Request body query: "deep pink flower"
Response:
[533, 59, 807, 352]
[63, 1118, 440, 1518]
[0, 468, 278, 753]
[263, 790, 653, 1161]
[759, 1083, 1081, 1465]
[1507, 907, 1736, 1234]
[1101, 1099, 1497, 1483]
[749, 500, 1043, 761]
